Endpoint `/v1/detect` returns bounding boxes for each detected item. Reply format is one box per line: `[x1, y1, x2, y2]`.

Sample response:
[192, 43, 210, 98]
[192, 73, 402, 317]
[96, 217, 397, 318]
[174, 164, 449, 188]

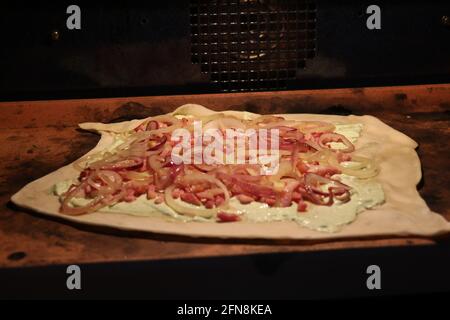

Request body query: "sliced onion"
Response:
[302, 149, 333, 164]
[61, 196, 105, 215]
[328, 155, 379, 179]
[196, 188, 225, 200]
[146, 120, 159, 131]
[230, 174, 261, 182]
[302, 173, 351, 207]
[60, 182, 109, 216]
[303, 186, 334, 206]
[98, 170, 122, 186]
[333, 188, 351, 203]
[231, 178, 275, 198]
[98, 157, 143, 170]
[84, 170, 123, 196]
[193, 163, 218, 172]
[148, 135, 167, 151]
[290, 145, 299, 168]
[148, 155, 164, 171]
[319, 133, 355, 153]
[268, 161, 297, 182]
[178, 173, 230, 205]
[144, 115, 183, 135]
[63, 112, 374, 216]
[277, 178, 300, 207]
[303, 139, 323, 151]
[164, 185, 218, 218]
[124, 171, 152, 182]
[304, 173, 350, 194]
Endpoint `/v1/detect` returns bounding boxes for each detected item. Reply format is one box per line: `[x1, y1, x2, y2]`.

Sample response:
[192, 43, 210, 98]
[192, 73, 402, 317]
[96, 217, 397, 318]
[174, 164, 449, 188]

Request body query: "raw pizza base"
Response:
[11, 105, 450, 240]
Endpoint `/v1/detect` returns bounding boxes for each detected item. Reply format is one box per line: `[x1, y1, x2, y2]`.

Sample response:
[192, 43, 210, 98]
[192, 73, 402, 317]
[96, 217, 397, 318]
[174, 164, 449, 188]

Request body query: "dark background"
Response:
[1, 1, 450, 100]
[1, 245, 450, 299]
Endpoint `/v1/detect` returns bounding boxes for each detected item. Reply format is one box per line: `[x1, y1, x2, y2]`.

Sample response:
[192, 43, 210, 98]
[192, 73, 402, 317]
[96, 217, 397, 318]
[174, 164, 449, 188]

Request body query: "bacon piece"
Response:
[215, 195, 225, 206]
[154, 194, 164, 204]
[146, 120, 159, 131]
[337, 151, 352, 162]
[292, 191, 302, 202]
[180, 192, 202, 206]
[297, 200, 308, 212]
[171, 187, 183, 199]
[101, 157, 143, 171]
[296, 161, 310, 174]
[217, 212, 241, 222]
[261, 197, 276, 207]
[237, 194, 254, 204]
[307, 165, 341, 178]
[147, 185, 157, 199]
[123, 189, 136, 202]
[204, 200, 215, 209]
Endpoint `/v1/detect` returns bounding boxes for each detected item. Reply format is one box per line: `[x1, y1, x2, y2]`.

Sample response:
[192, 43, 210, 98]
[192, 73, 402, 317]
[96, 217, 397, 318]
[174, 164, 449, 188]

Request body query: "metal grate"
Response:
[190, 0, 317, 92]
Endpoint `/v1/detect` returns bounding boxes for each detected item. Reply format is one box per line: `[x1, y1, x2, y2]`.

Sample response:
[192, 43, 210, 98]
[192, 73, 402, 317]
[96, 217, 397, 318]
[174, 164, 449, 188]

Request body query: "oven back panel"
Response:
[1, 1, 450, 100]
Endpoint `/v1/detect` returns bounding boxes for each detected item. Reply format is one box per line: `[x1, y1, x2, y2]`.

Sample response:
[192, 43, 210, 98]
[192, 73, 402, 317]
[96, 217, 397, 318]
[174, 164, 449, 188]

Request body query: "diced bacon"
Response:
[190, 183, 209, 193]
[296, 161, 310, 174]
[337, 152, 352, 162]
[278, 180, 300, 207]
[171, 187, 182, 199]
[168, 163, 184, 180]
[215, 195, 225, 206]
[292, 191, 302, 201]
[84, 184, 92, 194]
[278, 194, 292, 207]
[217, 212, 241, 222]
[160, 146, 172, 158]
[146, 120, 159, 131]
[180, 192, 202, 206]
[297, 200, 308, 212]
[230, 184, 245, 195]
[147, 185, 157, 199]
[261, 197, 276, 207]
[124, 189, 136, 202]
[311, 132, 323, 139]
[79, 169, 92, 181]
[134, 123, 146, 132]
[101, 157, 143, 170]
[130, 182, 148, 195]
[204, 200, 215, 209]
[154, 194, 164, 204]
[196, 188, 224, 200]
[137, 157, 148, 172]
[237, 194, 254, 204]
[181, 118, 189, 127]
[310, 166, 341, 178]
[216, 172, 275, 198]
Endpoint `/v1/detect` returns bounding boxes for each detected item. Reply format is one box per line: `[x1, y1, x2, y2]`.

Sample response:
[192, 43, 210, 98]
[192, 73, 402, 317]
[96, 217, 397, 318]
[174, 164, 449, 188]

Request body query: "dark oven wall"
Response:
[1, 1, 450, 100]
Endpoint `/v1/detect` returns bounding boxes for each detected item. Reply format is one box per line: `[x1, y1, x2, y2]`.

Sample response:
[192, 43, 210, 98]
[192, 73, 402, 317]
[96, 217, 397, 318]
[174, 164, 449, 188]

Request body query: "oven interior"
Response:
[0, 1, 449, 298]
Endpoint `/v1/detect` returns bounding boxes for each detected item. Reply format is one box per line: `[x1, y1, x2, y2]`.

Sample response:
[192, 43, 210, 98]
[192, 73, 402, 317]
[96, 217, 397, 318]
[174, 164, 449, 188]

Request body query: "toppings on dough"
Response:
[57, 107, 382, 226]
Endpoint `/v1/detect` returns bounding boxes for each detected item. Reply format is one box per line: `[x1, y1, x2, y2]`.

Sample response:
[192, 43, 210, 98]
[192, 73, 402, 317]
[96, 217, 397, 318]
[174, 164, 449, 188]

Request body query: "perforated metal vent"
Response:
[190, 0, 316, 92]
